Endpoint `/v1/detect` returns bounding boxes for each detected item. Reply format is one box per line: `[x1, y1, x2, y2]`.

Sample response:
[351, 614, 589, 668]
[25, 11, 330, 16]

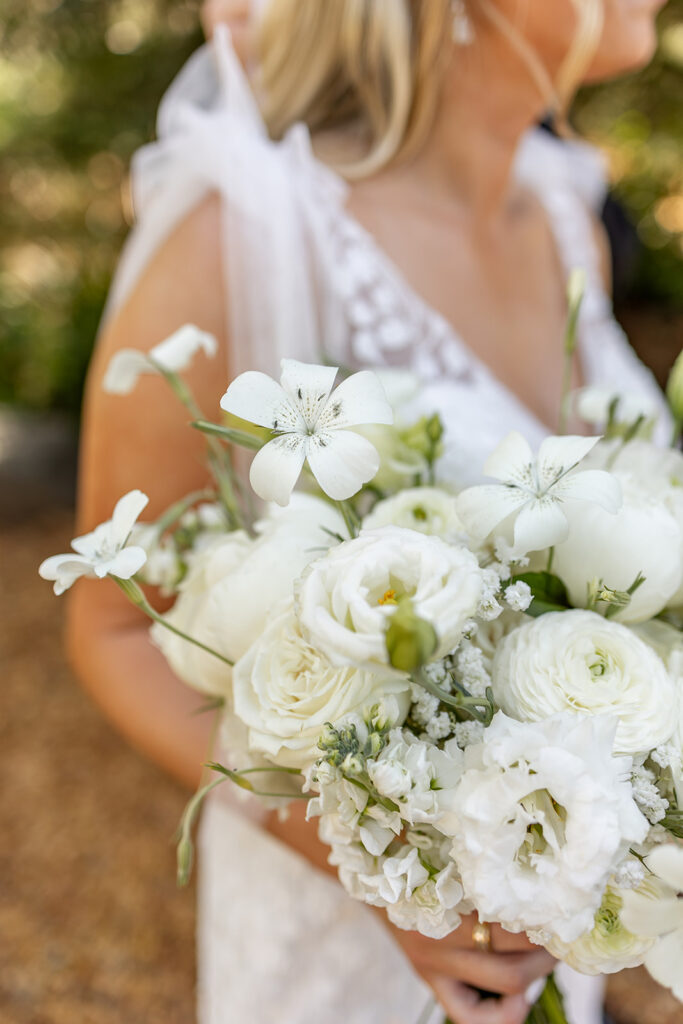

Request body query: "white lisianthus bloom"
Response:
[297, 526, 483, 669]
[39, 490, 148, 594]
[151, 495, 345, 696]
[220, 359, 393, 505]
[363, 487, 464, 541]
[492, 610, 677, 755]
[447, 712, 649, 944]
[574, 386, 659, 432]
[102, 324, 217, 394]
[552, 458, 682, 622]
[455, 432, 621, 556]
[539, 875, 665, 975]
[367, 730, 464, 826]
[621, 844, 683, 1002]
[232, 607, 410, 769]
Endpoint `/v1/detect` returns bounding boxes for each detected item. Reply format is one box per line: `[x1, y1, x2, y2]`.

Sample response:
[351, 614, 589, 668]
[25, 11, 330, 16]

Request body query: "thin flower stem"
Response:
[114, 577, 234, 666]
[154, 487, 217, 536]
[546, 547, 555, 574]
[176, 775, 228, 886]
[524, 974, 569, 1024]
[337, 499, 360, 539]
[558, 274, 584, 436]
[414, 667, 490, 724]
[206, 761, 308, 799]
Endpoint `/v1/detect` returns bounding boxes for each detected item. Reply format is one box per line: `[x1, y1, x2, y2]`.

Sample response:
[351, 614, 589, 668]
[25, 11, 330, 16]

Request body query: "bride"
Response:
[68, 1, 669, 1022]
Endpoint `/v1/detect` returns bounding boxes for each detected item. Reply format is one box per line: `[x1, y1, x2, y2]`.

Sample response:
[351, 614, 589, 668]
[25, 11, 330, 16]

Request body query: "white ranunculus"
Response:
[39, 490, 149, 594]
[296, 526, 483, 669]
[363, 487, 464, 541]
[540, 876, 664, 975]
[232, 607, 410, 769]
[492, 610, 677, 756]
[447, 712, 649, 944]
[553, 442, 683, 622]
[102, 324, 217, 394]
[621, 844, 683, 1002]
[367, 730, 464, 826]
[151, 495, 345, 696]
[220, 359, 393, 505]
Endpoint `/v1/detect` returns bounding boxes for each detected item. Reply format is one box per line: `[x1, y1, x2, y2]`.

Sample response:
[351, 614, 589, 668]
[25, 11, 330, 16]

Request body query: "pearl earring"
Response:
[451, 0, 473, 45]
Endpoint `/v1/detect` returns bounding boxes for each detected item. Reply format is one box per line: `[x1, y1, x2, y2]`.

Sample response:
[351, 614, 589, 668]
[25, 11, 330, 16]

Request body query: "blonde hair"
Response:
[254, 0, 604, 179]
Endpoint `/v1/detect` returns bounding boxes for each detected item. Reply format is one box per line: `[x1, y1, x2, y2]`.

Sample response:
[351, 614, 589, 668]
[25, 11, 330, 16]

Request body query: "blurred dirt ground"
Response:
[2, 353, 683, 1023]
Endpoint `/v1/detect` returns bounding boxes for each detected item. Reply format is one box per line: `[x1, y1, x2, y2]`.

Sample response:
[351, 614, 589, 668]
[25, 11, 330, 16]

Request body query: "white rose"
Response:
[553, 443, 683, 622]
[151, 495, 344, 696]
[492, 610, 677, 755]
[540, 876, 663, 975]
[232, 606, 411, 769]
[297, 526, 483, 669]
[447, 712, 649, 944]
[363, 488, 464, 541]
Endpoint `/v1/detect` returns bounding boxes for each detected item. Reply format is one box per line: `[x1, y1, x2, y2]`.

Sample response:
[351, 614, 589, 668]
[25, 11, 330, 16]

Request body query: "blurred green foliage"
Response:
[0, 0, 681, 415]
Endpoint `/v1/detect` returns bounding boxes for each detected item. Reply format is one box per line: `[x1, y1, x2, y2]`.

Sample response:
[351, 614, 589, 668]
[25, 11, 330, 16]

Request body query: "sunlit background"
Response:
[0, 0, 682, 417]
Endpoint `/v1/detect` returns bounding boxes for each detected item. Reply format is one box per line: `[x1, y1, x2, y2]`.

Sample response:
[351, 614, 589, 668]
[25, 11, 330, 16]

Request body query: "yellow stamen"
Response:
[378, 588, 398, 606]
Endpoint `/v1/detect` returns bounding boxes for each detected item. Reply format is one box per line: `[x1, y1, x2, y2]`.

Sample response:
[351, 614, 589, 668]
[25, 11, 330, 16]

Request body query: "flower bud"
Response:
[666, 349, 683, 429]
[385, 596, 438, 673]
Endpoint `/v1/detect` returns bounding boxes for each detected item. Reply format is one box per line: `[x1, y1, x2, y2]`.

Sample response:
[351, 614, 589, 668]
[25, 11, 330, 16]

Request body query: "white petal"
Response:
[279, 360, 339, 429]
[38, 554, 93, 594]
[455, 484, 527, 540]
[102, 349, 152, 395]
[220, 371, 303, 432]
[483, 432, 534, 486]
[536, 434, 600, 489]
[512, 497, 569, 554]
[150, 324, 217, 372]
[105, 546, 148, 580]
[622, 893, 683, 937]
[249, 435, 307, 506]
[316, 371, 393, 430]
[643, 932, 683, 999]
[111, 490, 149, 546]
[647, 845, 683, 892]
[555, 469, 622, 513]
[306, 429, 380, 500]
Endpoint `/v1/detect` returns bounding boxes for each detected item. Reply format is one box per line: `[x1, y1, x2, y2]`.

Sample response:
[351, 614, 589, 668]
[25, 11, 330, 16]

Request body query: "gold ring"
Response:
[471, 919, 492, 952]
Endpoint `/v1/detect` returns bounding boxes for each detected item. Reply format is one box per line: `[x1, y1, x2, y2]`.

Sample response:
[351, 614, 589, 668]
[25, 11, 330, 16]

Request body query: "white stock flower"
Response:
[552, 451, 682, 622]
[220, 359, 393, 505]
[232, 607, 410, 769]
[151, 495, 345, 696]
[540, 875, 665, 975]
[367, 730, 464, 826]
[447, 712, 649, 944]
[621, 844, 683, 1002]
[363, 487, 463, 540]
[39, 490, 148, 594]
[297, 526, 483, 669]
[455, 432, 621, 556]
[102, 324, 217, 394]
[492, 610, 677, 756]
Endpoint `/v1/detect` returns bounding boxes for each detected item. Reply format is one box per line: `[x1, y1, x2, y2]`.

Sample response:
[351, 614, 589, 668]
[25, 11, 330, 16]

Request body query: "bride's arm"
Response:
[69, 194, 552, 1024]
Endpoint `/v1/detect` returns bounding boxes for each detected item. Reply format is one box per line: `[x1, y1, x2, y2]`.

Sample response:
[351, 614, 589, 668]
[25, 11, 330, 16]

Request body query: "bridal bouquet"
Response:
[41, 312, 683, 1023]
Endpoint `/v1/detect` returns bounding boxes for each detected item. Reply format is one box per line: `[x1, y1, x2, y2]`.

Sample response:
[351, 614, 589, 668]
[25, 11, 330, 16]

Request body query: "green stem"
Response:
[176, 775, 228, 886]
[557, 271, 585, 436]
[114, 577, 233, 666]
[337, 499, 360, 539]
[207, 761, 308, 800]
[526, 974, 569, 1024]
[546, 547, 555, 574]
[414, 667, 490, 724]
[154, 487, 217, 536]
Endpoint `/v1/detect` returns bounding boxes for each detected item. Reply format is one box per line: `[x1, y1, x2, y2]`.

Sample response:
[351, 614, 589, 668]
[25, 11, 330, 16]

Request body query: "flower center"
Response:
[378, 589, 398, 606]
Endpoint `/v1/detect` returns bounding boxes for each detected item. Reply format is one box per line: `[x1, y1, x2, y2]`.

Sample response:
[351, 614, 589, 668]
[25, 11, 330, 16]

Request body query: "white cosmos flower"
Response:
[621, 844, 683, 1001]
[39, 490, 148, 594]
[446, 712, 649, 944]
[102, 324, 217, 394]
[220, 359, 393, 506]
[492, 610, 678, 756]
[455, 432, 621, 555]
[296, 526, 483, 669]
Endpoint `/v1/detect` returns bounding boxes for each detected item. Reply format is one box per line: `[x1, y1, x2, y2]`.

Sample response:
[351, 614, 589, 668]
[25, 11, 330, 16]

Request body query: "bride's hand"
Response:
[388, 913, 555, 1024]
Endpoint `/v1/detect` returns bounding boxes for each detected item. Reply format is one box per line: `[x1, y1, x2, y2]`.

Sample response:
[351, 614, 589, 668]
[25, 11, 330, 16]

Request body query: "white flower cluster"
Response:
[39, 347, 683, 1003]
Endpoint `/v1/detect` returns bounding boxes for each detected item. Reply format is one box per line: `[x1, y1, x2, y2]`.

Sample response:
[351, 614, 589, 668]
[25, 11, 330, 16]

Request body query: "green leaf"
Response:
[514, 572, 570, 618]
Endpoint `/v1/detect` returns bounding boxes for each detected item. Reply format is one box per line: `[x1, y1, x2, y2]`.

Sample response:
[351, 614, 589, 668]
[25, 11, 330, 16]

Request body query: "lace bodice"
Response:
[104, 28, 669, 1024]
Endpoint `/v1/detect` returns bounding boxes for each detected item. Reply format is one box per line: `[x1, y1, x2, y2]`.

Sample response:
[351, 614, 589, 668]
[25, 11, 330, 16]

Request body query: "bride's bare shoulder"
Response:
[97, 191, 227, 365]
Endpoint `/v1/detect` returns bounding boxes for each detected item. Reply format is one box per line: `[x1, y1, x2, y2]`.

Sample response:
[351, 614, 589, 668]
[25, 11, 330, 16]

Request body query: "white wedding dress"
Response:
[104, 28, 670, 1024]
